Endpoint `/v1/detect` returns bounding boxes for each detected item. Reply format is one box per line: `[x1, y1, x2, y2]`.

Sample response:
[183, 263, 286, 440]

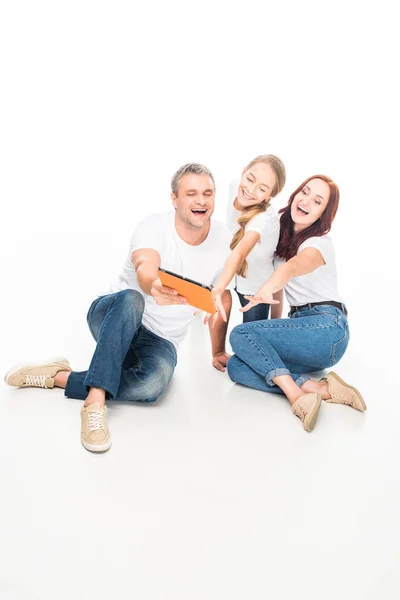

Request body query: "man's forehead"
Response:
[179, 173, 215, 191]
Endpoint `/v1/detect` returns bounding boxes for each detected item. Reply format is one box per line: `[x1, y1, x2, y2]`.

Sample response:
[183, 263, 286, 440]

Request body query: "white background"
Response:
[0, 1, 399, 599]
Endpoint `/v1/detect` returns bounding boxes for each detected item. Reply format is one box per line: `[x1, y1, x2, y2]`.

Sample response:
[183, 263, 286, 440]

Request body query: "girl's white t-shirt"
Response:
[227, 180, 280, 295]
[109, 211, 232, 349]
[273, 235, 345, 307]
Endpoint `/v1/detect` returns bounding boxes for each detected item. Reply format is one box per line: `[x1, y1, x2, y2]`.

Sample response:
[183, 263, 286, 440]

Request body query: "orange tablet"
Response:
[158, 268, 216, 314]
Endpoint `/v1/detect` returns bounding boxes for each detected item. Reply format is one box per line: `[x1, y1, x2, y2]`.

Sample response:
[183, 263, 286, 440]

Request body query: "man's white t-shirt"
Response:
[109, 211, 232, 349]
[273, 235, 344, 307]
[227, 180, 280, 295]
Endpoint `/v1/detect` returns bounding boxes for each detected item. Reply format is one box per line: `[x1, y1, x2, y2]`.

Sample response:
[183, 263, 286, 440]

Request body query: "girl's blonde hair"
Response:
[230, 154, 286, 277]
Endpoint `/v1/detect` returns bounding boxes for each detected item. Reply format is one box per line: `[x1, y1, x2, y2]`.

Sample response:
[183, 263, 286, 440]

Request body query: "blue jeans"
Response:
[227, 305, 349, 394]
[236, 289, 270, 323]
[65, 289, 177, 402]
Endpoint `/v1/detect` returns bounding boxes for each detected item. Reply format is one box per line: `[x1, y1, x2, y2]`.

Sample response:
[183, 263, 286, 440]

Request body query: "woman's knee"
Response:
[226, 355, 240, 382]
[229, 324, 247, 352]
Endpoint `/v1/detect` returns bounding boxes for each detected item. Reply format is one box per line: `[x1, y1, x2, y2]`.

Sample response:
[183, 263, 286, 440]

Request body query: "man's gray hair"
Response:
[171, 163, 215, 197]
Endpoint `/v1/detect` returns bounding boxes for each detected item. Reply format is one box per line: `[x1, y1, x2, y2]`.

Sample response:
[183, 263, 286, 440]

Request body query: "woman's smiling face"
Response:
[291, 178, 330, 231]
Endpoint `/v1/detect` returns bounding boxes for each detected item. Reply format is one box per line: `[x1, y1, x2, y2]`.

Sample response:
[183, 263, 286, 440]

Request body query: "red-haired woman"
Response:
[226, 175, 366, 432]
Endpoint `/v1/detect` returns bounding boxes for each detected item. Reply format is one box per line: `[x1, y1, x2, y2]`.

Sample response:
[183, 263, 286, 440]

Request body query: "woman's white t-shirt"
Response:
[227, 180, 280, 295]
[109, 212, 232, 349]
[273, 235, 345, 307]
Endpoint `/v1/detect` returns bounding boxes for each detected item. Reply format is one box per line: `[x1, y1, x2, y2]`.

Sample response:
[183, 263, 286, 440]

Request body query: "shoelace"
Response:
[25, 374, 48, 388]
[332, 393, 352, 405]
[295, 400, 307, 420]
[87, 410, 105, 432]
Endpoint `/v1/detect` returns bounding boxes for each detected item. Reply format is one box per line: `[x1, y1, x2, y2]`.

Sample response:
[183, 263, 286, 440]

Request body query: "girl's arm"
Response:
[208, 230, 261, 324]
[215, 230, 260, 292]
[241, 247, 325, 312]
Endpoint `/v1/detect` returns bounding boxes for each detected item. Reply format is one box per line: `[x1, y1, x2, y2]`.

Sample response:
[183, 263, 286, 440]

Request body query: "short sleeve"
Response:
[246, 211, 279, 239]
[298, 236, 333, 264]
[130, 214, 166, 255]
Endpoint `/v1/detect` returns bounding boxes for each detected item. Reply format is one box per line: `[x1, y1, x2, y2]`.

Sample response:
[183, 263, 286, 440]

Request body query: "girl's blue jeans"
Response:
[236, 289, 270, 323]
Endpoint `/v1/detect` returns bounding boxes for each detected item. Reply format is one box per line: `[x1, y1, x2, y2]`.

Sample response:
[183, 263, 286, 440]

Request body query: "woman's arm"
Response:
[241, 247, 325, 312]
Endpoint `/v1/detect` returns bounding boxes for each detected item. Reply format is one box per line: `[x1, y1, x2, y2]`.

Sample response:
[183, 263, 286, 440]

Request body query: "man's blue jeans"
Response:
[65, 289, 177, 402]
[227, 305, 349, 394]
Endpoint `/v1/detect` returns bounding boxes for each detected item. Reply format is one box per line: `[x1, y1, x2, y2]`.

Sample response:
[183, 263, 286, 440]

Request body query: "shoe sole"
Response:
[304, 394, 322, 432]
[81, 438, 112, 453]
[4, 356, 71, 386]
[328, 371, 367, 411]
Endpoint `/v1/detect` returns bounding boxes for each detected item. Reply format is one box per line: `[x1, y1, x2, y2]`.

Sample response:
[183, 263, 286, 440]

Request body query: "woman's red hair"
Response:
[275, 175, 340, 261]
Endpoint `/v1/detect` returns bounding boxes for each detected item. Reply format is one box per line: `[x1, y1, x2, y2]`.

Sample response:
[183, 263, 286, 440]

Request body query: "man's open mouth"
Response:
[191, 209, 208, 214]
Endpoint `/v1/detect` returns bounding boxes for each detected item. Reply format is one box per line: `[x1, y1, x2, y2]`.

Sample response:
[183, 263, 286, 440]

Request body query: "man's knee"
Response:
[126, 362, 174, 403]
[116, 289, 145, 313]
[147, 366, 174, 401]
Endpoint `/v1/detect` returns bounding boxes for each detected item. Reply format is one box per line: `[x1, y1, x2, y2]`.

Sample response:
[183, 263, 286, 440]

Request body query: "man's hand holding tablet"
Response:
[157, 268, 217, 315]
[151, 277, 188, 306]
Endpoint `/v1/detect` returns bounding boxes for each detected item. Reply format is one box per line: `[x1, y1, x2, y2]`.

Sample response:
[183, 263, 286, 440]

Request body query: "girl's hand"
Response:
[203, 287, 227, 327]
[205, 286, 226, 326]
[240, 286, 280, 313]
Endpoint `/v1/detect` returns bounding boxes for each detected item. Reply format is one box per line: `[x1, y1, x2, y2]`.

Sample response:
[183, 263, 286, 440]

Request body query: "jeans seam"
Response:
[239, 330, 278, 374]
[240, 321, 338, 331]
[89, 293, 117, 390]
[331, 327, 348, 364]
[87, 296, 103, 340]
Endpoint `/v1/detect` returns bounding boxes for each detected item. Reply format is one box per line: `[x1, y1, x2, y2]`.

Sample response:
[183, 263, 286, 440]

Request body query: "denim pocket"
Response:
[311, 306, 340, 318]
[331, 320, 349, 365]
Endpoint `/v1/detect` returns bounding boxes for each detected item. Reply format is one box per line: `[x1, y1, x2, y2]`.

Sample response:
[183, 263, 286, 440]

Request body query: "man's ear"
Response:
[171, 192, 177, 209]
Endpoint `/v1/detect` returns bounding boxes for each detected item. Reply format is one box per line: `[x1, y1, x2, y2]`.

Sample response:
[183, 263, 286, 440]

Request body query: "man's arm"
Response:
[208, 290, 232, 372]
[132, 248, 161, 294]
[132, 249, 187, 305]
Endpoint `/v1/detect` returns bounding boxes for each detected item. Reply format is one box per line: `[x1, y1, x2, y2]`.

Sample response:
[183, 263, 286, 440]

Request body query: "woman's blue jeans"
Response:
[65, 289, 177, 402]
[227, 305, 349, 394]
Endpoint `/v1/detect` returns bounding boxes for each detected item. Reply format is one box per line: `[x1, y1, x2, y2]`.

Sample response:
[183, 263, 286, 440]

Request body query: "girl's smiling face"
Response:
[236, 162, 276, 209]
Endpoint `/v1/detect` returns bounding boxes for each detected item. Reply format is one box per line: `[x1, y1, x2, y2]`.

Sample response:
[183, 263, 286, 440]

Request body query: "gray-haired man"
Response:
[5, 164, 233, 452]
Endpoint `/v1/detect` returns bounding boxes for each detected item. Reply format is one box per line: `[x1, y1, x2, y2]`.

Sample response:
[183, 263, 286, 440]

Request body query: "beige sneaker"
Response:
[4, 356, 72, 389]
[81, 403, 111, 452]
[292, 393, 322, 432]
[321, 371, 366, 411]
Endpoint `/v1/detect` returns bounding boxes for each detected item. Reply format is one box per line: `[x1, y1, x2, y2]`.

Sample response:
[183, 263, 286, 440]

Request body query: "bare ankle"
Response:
[301, 379, 330, 400]
[54, 371, 70, 389]
[84, 387, 106, 407]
